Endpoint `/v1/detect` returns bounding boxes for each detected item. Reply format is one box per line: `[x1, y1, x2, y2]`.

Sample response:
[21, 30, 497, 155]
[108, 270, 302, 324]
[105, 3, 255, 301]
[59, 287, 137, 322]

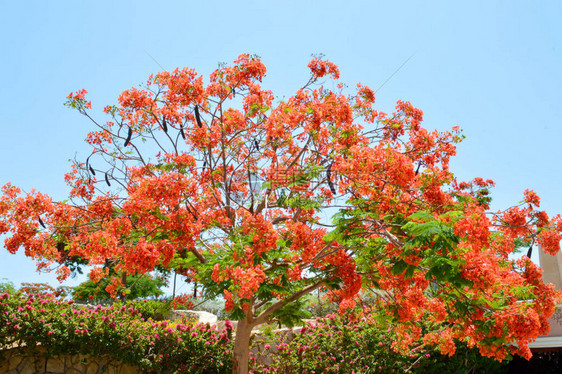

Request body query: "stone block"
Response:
[166, 310, 218, 325]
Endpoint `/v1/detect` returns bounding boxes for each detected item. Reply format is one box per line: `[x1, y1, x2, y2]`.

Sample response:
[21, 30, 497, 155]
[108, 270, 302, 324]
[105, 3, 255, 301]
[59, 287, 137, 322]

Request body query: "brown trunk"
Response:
[120, 272, 127, 301]
[232, 312, 254, 374]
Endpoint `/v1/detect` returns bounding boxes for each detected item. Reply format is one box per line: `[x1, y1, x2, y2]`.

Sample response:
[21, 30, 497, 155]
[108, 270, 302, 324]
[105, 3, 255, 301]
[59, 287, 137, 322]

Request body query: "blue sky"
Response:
[1, 1, 561, 292]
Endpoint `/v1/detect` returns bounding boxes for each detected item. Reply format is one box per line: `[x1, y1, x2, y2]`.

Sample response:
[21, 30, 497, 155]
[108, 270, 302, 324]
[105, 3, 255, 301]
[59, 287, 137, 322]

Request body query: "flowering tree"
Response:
[1, 54, 561, 373]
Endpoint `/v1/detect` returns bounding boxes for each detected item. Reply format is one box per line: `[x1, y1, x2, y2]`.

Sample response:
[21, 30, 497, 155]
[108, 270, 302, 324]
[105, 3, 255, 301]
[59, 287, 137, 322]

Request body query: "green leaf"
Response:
[391, 260, 408, 275]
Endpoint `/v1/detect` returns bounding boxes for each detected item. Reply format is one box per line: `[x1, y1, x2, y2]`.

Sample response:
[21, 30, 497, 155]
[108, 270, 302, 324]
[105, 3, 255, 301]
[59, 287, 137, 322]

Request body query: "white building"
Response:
[528, 248, 562, 351]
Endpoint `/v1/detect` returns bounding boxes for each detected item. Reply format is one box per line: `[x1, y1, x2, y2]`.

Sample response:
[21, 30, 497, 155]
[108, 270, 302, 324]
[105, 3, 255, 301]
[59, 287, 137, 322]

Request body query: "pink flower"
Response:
[225, 320, 233, 331]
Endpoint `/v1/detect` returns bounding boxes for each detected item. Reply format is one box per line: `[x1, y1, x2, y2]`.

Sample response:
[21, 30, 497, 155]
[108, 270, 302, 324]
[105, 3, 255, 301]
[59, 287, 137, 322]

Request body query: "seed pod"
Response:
[89, 165, 96, 176]
[527, 245, 533, 258]
[180, 126, 186, 140]
[415, 163, 421, 176]
[38, 217, 46, 229]
[161, 116, 168, 133]
[327, 180, 336, 194]
[85, 154, 93, 174]
[232, 87, 236, 97]
[194, 105, 203, 128]
[327, 163, 336, 194]
[105, 172, 111, 187]
[254, 140, 259, 151]
[124, 126, 133, 147]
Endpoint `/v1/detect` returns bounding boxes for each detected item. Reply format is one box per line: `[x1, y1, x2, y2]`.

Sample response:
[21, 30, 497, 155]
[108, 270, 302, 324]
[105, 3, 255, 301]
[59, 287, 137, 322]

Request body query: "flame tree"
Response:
[1, 54, 561, 373]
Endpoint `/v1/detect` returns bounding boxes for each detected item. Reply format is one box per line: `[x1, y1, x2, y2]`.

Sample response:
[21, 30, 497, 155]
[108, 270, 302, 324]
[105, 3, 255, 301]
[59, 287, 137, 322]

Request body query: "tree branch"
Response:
[254, 279, 325, 325]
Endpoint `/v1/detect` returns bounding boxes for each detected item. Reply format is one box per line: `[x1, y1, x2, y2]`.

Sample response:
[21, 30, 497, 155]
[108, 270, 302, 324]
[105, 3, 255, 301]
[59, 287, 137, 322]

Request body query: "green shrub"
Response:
[0, 291, 233, 373]
[250, 313, 508, 374]
[111, 299, 173, 321]
[412, 342, 507, 373]
[0, 279, 16, 294]
[251, 314, 419, 373]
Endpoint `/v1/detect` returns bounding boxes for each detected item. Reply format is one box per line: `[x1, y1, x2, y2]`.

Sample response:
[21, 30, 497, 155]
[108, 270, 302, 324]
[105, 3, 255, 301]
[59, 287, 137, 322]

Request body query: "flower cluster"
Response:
[307, 57, 340, 79]
[65, 89, 92, 111]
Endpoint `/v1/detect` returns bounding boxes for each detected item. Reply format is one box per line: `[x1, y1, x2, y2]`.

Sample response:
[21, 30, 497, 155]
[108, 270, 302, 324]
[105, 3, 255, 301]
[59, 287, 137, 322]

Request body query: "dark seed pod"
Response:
[161, 116, 168, 133]
[254, 140, 259, 150]
[124, 126, 133, 147]
[85, 154, 93, 174]
[180, 126, 186, 140]
[415, 163, 421, 176]
[38, 217, 46, 229]
[194, 105, 203, 128]
[328, 180, 336, 194]
[527, 245, 533, 258]
[105, 172, 111, 187]
[89, 165, 96, 176]
[327, 163, 336, 194]
[185, 205, 198, 222]
[232, 87, 236, 97]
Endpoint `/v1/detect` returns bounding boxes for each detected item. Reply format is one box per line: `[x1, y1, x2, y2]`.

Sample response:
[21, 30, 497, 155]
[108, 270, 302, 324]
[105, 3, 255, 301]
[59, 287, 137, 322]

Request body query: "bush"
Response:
[112, 299, 173, 321]
[0, 289, 511, 374]
[251, 313, 420, 373]
[0, 291, 233, 373]
[414, 343, 507, 374]
[250, 313, 508, 374]
[0, 279, 16, 294]
[112, 296, 194, 321]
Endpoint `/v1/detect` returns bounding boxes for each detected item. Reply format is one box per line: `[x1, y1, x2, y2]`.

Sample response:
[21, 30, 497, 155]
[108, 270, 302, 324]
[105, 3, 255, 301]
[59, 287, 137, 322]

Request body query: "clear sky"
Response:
[1, 1, 561, 292]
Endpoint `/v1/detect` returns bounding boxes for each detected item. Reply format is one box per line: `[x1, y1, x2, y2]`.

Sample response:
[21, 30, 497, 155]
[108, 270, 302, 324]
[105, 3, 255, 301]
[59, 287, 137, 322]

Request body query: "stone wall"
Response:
[0, 346, 140, 374]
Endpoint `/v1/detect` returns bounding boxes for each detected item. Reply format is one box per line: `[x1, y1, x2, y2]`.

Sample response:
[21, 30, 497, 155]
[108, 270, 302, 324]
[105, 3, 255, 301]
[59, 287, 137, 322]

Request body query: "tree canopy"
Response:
[72, 272, 166, 303]
[1, 54, 561, 373]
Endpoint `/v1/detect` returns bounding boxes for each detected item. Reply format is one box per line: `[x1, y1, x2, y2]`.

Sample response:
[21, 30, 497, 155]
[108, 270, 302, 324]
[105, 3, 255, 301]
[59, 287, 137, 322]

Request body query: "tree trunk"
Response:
[232, 312, 254, 374]
[119, 272, 127, 301]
